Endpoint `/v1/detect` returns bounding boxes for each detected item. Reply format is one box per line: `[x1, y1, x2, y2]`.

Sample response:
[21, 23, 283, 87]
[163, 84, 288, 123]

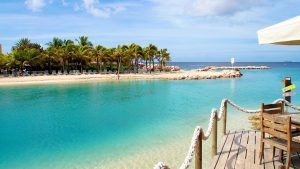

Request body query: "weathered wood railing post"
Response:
[222, 100, 227, 136]
[195, 131, 203, 169]
[212, 113, 217, 158]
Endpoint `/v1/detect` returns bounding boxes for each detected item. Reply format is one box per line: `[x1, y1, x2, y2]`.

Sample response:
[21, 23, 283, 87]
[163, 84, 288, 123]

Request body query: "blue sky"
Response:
[0, 0, 300, 61]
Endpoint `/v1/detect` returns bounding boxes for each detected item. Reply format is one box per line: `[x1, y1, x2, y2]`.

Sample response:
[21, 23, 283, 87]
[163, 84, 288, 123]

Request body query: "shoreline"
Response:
[0, 69, 242, 86]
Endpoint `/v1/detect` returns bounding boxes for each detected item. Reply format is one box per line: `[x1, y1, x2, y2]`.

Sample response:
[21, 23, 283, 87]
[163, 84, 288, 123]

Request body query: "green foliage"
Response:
[0, 37, 172, 74]
[163, 67, 172, 72]
[0, 53, 17, 69]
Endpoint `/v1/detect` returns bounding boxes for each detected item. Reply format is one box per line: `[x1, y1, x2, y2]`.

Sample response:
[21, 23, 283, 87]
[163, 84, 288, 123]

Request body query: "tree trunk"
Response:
[117, 57, 121, 80]
[152, 58, 155, 73]
[80, 61, 83, 74]
[149, 58, 152, 74]
[96, 57, 99, 73]
[62, 61, 65, 73]
[48, 58, 52, 74]
[145, 59, 148, 73]
[136, 58, 139, 74]
[132, 59, 135, 73]
[66, 61, 69, 74]
[99, 60, 102, 73]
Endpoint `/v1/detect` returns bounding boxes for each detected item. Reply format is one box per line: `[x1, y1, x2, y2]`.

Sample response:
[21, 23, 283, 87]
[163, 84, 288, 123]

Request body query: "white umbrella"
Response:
[257, 15, 300, 45]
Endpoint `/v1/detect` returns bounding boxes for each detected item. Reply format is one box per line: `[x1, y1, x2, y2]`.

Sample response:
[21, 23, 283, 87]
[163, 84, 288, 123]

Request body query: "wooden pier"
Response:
[209, 130, 300, 169]
[154, 99, 300, 169]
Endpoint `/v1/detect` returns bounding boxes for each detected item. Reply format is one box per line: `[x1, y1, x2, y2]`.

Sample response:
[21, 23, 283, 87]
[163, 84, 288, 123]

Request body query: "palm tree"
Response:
[46, 38, 64, 73]
[94, 45, 106, 73]
[156, 50, 162, 71]
[12, 38, 43, 72]
[4, 36, 171, 75]
[74, 45, 91, 73]
[128, 43, 143, 73]
[0, 53, 16, 74]
[40, 49, 53, 74]
[76, 36, 93, 47]
[75, 36, 93, 73]
[47, 37, 63, 49]
[145, 44, 158, 74]
[160, 48, 170, 69]
[13, 38, 31, 50]
[156, 48, 170, 72]
[62, 39, 75, 73]
[113, 45, 128, 80]
[143, 47, 149, 72]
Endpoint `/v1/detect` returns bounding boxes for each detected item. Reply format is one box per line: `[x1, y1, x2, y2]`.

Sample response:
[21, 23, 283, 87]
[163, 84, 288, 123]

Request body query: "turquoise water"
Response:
[1, 68, 300, 169]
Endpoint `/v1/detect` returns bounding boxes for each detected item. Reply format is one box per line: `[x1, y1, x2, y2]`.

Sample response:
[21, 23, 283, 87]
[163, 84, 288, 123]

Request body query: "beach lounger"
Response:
[75, 70, 80, 75]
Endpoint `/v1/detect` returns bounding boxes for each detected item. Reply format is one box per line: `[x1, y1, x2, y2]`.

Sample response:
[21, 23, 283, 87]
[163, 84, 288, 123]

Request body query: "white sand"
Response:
[0, 70, 241, 86]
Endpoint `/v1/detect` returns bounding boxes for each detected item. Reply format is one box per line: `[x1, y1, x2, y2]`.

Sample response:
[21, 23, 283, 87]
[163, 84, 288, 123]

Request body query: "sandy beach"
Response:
[0, 69, 242, 86]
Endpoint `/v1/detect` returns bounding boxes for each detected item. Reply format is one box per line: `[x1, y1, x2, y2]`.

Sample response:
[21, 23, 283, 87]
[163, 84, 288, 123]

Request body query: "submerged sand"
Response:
[0, 69, 241, 86]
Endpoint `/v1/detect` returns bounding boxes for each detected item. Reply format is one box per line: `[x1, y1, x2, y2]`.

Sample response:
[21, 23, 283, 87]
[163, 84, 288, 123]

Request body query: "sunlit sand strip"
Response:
[0, 70, 242, 86]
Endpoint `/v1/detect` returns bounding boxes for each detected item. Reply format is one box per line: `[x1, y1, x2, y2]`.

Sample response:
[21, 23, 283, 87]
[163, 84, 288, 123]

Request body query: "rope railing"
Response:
[153, 98, 300, 169]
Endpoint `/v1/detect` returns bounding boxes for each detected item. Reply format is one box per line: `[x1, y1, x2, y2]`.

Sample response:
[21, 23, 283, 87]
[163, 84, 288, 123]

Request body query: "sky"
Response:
[0, 0, 300, 62]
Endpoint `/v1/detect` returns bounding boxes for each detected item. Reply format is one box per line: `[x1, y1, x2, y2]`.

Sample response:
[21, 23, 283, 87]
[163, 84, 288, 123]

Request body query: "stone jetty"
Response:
[198, 66, 270, 71]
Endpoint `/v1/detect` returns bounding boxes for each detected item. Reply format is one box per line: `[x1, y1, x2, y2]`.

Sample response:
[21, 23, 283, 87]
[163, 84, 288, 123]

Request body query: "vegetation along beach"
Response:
[1, 1, 300, 169]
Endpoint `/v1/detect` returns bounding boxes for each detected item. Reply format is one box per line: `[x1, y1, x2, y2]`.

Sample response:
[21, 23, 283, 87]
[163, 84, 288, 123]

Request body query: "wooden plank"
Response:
[209, 130, 300, 169]
[273, 147, 284, 168]
[264, 109, 282, 114]
[263, 103, 282, 109]
[245, 131, 256, 169]
[262, 133, 275, 169]
[224, 131, 242, 169]
[235, 130, 249, 169]
[209, 130, 230, 169]
[214, 131, 236, 169]
[263, 128, 288, 140]
[263, 120, 288, 132]
[255, 131, 265, 169]
[263, 113, 288, 124]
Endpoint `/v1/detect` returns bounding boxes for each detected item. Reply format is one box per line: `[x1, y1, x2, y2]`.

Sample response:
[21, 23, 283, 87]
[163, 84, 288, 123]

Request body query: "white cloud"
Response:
[81, 0, 125, 18]
[150, 0, 269, 18]
[25, 0, 46, 12]
[61, 0, 68, 6]
[185, 0, 263, 17]
[82, 0, 110, 18]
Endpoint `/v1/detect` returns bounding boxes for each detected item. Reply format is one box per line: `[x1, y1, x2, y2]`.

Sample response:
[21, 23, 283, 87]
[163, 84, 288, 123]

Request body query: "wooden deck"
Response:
[209, 130, 300, 169]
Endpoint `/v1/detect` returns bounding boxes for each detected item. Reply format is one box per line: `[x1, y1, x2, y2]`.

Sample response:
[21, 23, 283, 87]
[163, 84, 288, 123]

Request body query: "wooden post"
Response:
[195, 131, 203, 169]
[222, 101, 227, 136]
[212, 113, 217, 158]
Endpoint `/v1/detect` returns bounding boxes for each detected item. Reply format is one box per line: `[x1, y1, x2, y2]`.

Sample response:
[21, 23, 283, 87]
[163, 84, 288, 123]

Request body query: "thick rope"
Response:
[154, 98, 300, 169]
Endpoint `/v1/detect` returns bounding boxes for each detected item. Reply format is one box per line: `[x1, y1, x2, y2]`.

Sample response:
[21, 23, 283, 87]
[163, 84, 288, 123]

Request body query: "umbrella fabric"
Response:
[257, 16, 300, 45]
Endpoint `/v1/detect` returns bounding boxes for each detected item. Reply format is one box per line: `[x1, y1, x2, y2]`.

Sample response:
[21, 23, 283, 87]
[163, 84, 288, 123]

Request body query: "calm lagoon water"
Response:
[1, 63, 300, 169]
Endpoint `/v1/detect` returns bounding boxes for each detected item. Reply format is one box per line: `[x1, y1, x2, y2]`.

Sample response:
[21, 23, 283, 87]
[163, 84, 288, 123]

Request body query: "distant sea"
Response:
[168, 62, 300, 70]
[1, 62, 300, 169]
